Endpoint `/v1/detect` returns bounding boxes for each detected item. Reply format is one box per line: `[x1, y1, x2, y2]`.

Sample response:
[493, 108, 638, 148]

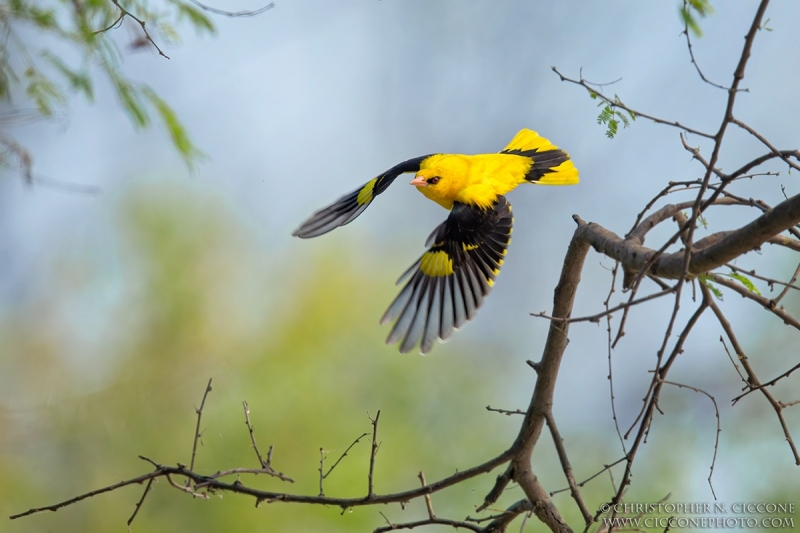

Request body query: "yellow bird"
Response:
[293, 129, 579, 354]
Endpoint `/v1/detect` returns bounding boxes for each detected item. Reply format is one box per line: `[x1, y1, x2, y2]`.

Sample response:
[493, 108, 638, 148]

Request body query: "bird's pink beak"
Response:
[410, 175, 427, 187]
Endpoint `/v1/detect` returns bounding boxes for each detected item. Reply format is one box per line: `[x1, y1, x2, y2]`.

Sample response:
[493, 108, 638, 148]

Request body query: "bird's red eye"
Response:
[427, 176, 440, 185]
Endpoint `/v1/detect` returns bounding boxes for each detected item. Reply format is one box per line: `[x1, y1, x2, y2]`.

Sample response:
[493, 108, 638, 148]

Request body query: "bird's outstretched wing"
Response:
[381, 196, 513, 354]
[292, 155, 434, 238]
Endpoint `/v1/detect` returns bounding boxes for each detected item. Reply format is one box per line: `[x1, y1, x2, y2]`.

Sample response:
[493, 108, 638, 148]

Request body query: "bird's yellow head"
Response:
[410, 164, 460, 209]
[409, 168, 443, 188]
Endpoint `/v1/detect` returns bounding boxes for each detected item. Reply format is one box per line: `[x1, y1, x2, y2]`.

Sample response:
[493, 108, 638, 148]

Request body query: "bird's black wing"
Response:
[381, 196, 514, 354]
[292, 155, 434, 238]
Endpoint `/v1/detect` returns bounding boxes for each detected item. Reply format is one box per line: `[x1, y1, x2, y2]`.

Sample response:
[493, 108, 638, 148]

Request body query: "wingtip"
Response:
[398, 342, 415, 355]
[291, 224, 311, 238]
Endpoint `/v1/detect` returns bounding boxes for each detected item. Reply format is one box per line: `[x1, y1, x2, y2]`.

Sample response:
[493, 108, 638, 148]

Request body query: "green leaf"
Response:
[723, 272, 762, 296]
[688, 0, 715, 16]
[110, 75, 149, 128]
[28, 6, 58, 29]
[699, 274, 723, 300]
[595, 104, 632, 139]
[160, 21, 182, 44]
[596, 105, 613, 125]
[5, 0, 222, 167]
[41, 51, 94, 101]
[606, 119, 618, 139]
[680, 6, 702, 37]
[142, 87, 203, 161]
[24, 68, 65, 116]
[0, 63, 15, 102]
[618, 110, 630, 128]
[680, 0, 714, 38]
[177, 4, 215, 34]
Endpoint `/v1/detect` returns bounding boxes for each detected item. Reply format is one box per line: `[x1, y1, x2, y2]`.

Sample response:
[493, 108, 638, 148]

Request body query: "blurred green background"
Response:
[3, 177, 798, 532]
[3, 1, 800, 532]
[0, 178, 587, 531]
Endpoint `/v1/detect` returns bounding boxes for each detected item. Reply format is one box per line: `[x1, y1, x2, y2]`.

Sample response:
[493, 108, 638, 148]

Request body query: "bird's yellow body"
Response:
[415, 154, 531, 209]
[412, 129, 578, 209]
[293, 129, 579, 354]
[415, 153, 577, 209]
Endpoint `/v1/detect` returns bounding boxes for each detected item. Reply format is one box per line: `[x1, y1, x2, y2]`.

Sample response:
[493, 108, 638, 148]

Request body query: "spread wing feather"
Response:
[380, 196, 514, 354]
[292, 155, 433, 238]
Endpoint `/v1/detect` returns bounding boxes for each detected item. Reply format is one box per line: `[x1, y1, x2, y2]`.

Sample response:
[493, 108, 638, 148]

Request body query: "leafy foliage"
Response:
[174, 2, 215, 34]
[698, 273, 723, 300]
[680, 0, 714, 37]
[23, 67, 65, 116]
[700, 271, 762, 300]
[590, 92, 636, 139]
[721, 271, 762, 296]
[143, 87, 204, 160]
[0, 0, 215, 166]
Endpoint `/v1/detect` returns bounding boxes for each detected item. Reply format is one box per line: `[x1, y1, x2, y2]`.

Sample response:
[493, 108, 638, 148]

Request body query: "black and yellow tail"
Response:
[501, 129, 579, 186]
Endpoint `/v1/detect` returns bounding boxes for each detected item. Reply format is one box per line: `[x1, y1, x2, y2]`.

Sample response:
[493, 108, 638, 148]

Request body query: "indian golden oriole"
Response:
[293, 129, 579, 354]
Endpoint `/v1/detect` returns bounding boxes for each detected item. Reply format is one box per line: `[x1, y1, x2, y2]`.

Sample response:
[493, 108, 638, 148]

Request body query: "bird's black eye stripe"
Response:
[427, 176, 440, 185]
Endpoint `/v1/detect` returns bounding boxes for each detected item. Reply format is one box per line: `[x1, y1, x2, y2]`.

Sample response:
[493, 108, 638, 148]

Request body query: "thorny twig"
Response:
[240, 401, 291, 481]
[418, 471, 435, 519]
[731, 362, 800, 405]
[659, 380, 721, 499]
[190, 378, 213, 472]
[532, 286, 675, 324]
[682, 10, 734, 91]
[100, 0, 171, 59]
[545, 411, 592, 524]
[318, 432, 369, 497]
[550, 457, 627, 496]
[368, 410, 381, 497]
[704, 284, 800, 465]
[604, 263, 627, 454]
[126, 478, 153, 527]
[486, 405, 525, 416]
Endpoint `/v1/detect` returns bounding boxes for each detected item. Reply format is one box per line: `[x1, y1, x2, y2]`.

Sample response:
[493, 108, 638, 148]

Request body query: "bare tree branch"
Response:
[551, 67, 714, 139]
[188, 0, 274, 17]
[572, 191, 800, 286]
